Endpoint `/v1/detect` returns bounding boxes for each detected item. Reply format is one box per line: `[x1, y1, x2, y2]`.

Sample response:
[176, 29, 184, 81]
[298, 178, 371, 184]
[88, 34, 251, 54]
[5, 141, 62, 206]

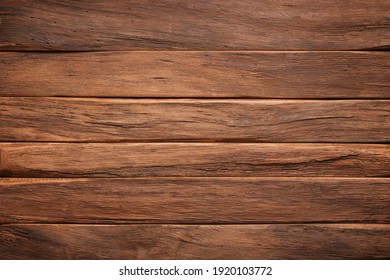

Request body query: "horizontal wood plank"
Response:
[1, 224, 389, 259]
[0, 177, 389, 224]
[1, 98, 389, 142]
[0, 143, 389, 177]
[1, 1, 389, 50]
[1, 52, 390, 98]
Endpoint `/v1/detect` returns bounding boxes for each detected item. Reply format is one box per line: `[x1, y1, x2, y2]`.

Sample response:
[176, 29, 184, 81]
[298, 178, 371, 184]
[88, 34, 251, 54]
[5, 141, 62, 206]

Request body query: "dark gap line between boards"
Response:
[1, 49, 389, 53]
[1, 221, 389, 226]
[0, 141, 389, 144]
[2, 97, 390, 100]
[1, 176, 389, 179]
[0, 176, 389, 179]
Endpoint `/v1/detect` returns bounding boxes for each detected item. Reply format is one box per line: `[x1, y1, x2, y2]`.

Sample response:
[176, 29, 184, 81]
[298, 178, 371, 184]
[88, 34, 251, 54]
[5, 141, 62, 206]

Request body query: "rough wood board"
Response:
[0, 177, 389, 224]
[1, 224, 389, 259]
[1, 0, 389, 51]
[0, 143, 389, 177]
[1, 98, 389, 142]
[1, 52, 389, 98]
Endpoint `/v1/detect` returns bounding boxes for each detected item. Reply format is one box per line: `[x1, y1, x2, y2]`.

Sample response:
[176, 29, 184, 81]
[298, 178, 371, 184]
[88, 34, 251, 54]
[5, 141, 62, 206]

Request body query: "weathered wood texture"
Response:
[1, 98, 389, 143]
[1, 224, 389, 259]
[1, 52, 389, 98]
[1, 0, 389, 261]
[1, 0, 389, 51]
[0, 178, 389, 224]
[0, 143, 389, 178]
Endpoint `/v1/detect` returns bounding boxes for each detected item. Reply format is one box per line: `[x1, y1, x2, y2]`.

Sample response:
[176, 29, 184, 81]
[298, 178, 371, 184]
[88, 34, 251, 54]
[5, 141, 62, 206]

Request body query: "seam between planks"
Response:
[1, 49, 389, 53]
[1, 222, 389, 226]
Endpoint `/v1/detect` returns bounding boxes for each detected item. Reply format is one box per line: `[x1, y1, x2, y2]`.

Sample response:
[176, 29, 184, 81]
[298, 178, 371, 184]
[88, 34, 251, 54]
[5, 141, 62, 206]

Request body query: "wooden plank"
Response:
[1, 224, 389, 259]
[1, 52, 389, 98]
[1, 1, 389, 51]
[0, 177, 389, 224]
[1, 98, 389, 143]
[0, 143, 389, 177]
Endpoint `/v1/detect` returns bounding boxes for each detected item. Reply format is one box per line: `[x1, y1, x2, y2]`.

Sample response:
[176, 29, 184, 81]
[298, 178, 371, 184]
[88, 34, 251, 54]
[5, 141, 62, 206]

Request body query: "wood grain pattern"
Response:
[1, 0, 389, 261]
[1, 177, 389, 224]
[0, 143, 389, 178]
[1, 51, 389, 98]
[1, 224, 389, 259]
[1, 0, 389, 51]
[1, 98, 389, 143]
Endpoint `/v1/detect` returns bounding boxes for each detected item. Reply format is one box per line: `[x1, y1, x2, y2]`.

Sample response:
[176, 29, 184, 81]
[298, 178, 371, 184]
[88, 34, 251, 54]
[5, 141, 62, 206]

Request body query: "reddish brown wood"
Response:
[0, 177, 389, 224]
[1, 0, 389, 50]
[1, 98, 389, 142]
[1, 0, 389, 261]
[0, 143, 389, 178]
[1, 52, 389, 98]
[1, 224, 389, 259]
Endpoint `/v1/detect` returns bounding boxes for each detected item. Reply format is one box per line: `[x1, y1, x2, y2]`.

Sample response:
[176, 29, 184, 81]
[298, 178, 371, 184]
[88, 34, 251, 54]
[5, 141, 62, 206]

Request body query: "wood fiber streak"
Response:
[1, 52, 389, 98]
[1, 98, 389, 143]
[1, 224, 389, 259]
[1, 0, 389, 51]
[0, 178, 389, 224]
[0, 143, 389, 178]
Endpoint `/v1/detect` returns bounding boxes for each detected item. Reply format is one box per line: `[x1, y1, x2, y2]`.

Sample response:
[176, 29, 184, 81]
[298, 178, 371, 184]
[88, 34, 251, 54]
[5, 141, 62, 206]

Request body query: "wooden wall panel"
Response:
[1, 52, 389, 98]
[0, 178, 389, 224]
[0, 143, 389, 178]
[1, 0, 389, 260]
[1, 0, 389, 51]
[1, 224, 389, 259]
[1, 98, 389, 142]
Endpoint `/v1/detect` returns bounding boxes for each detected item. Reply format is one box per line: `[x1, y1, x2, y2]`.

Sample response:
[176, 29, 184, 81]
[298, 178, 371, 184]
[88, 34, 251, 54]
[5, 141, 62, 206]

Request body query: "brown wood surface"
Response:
[1, 224, 389, 259]
[1, 0, 389, 51]
[0, 177, 389, 224]
[0, 143, 389, 178]
[1, 98, 389, 143]
[1, 0, 389, 261]
[1, 51, 389, 98]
